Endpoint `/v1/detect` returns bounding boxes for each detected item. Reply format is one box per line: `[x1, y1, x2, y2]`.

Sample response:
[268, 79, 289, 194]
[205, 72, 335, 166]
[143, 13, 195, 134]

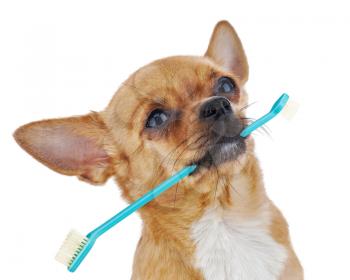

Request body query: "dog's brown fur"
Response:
[14, 21, 303, 279]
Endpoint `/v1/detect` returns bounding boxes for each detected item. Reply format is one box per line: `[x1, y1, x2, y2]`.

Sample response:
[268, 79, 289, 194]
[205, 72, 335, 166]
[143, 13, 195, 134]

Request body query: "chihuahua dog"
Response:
[14, 21, 303, 279]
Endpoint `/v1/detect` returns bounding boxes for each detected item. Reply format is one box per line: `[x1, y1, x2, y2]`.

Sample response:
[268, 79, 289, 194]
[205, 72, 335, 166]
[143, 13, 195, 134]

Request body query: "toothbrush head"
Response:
[240, 93, 298, 137]
[55, 229, 93, 272]
[270, 93, 299, 120]
[281, 98, 299, 120]
[270, 93, 289, 115]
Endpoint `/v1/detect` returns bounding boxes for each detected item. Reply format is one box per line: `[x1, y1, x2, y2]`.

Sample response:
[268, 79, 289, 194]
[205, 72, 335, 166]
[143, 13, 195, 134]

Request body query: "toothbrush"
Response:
[240, 93, 298, 137]
[56, 93, 297, 272]
[55, 165, 196, 272]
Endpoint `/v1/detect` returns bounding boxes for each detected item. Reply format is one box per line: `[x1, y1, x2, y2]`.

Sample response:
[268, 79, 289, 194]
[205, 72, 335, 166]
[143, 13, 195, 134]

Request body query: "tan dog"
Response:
[14, 21, 303, 280]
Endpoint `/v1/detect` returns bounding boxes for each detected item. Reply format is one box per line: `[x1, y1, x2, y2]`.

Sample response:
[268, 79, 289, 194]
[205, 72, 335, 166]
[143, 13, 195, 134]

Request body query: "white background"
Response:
[1, 1, 349, 279]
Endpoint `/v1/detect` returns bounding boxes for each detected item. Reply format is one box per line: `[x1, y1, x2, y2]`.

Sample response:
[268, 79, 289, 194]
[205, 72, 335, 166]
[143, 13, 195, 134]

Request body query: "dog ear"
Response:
[13, 112, 116, 185]
[205, 20, 249, 83]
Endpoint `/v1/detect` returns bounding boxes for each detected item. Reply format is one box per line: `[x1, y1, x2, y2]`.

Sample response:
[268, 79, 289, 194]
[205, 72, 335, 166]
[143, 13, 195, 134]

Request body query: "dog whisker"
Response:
[239, 101, 257, 112]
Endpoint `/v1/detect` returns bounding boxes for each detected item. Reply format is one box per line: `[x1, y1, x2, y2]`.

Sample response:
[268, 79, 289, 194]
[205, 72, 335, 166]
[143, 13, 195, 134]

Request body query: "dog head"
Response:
[14, 21, 252, 205]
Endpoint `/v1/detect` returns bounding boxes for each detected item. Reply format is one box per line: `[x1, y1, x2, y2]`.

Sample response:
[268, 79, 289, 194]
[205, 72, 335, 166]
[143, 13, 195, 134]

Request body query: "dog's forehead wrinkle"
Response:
[135, 56, 215, 85]
[112, 58, 227, 117]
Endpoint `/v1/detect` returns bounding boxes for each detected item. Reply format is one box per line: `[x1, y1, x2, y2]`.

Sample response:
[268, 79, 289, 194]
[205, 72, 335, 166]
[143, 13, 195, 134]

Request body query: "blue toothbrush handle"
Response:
[240, 112, 275, 137]
[68, 165, 197, 272]
[240, 93, 289, 137]
[68, 93, 290, 273]
[87, 165, 197, 239]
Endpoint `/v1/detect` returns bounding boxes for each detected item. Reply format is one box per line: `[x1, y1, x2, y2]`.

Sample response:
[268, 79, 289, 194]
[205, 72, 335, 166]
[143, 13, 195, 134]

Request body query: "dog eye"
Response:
[145, 109, 169, 128]
[215, 77, 236, 94]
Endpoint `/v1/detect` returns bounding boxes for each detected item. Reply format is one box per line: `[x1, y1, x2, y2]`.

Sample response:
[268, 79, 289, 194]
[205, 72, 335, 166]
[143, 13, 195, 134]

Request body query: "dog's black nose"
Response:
[199, 97, 233, 121]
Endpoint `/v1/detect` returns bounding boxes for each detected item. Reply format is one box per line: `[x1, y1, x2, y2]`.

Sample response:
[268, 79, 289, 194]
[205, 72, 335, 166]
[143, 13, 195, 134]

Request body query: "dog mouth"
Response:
[190, 135, 246, 174]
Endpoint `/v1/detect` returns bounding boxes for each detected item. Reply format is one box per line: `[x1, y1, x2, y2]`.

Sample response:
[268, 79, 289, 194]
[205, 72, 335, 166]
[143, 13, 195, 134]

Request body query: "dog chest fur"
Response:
[190, 205, 288, 280]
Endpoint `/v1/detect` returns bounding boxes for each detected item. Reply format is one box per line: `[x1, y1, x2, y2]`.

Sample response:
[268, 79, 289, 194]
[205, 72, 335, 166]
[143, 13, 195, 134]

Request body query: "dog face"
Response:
[14, 21, 251, 204]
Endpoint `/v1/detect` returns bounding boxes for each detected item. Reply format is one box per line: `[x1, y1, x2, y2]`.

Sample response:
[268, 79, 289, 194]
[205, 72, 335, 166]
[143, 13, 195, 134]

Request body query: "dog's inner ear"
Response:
[205, 20, 249, 84]
[14, 113, 115, 185]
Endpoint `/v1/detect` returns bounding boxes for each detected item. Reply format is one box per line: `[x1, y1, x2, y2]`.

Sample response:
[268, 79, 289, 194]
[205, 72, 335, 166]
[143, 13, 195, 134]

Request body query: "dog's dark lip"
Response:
[189, 135, 246, 175]
[189, 153, 213, 174]
[216, 135, 240, 144]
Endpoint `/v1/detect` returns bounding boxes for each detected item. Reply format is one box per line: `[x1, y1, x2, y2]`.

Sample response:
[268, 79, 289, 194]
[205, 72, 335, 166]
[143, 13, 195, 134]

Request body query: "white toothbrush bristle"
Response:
[55, 229, 88, 267]
[282, 99, 299, 120]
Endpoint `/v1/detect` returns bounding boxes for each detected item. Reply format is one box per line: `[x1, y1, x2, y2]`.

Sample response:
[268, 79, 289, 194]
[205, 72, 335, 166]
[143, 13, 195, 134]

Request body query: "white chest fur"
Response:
[190, 206, 287, 280]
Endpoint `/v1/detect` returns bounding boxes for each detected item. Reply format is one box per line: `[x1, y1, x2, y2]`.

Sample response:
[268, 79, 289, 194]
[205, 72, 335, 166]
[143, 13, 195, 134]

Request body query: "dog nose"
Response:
[199, 97, 233, 121]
